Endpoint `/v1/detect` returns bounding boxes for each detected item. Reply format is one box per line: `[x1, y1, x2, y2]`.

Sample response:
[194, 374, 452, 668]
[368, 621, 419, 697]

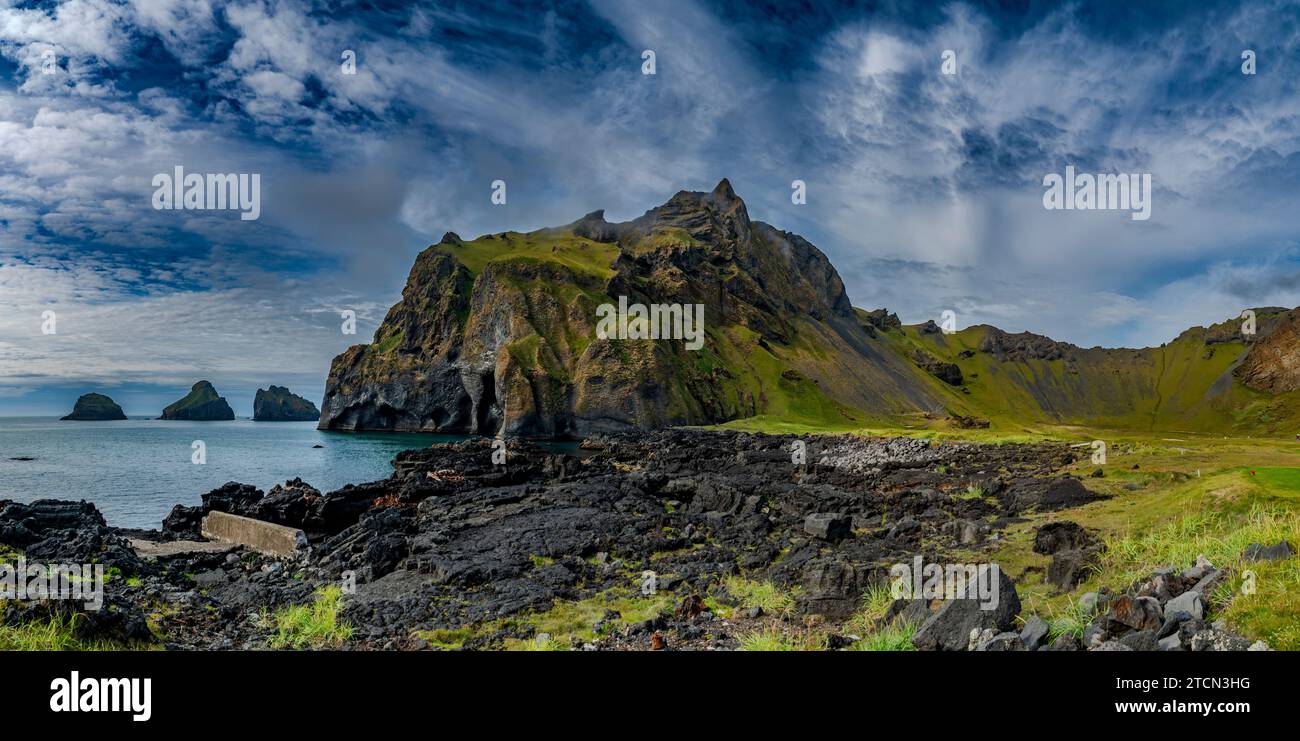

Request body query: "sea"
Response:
[0, 417, 487, 529]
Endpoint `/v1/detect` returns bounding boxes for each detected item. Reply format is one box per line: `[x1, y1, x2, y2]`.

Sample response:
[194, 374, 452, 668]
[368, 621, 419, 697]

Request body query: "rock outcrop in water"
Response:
[253, 386, 320, 422]
[60, 392, 127, 420]
[160, 381, 235, 421]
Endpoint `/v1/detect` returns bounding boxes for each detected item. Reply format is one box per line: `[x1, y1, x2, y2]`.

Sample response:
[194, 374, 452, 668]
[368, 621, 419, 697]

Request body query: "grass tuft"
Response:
[737, 626, 826, 651]
[853, 621, 919, 651]
[723, 577, 795, 617]
[266, 586, 353, 650]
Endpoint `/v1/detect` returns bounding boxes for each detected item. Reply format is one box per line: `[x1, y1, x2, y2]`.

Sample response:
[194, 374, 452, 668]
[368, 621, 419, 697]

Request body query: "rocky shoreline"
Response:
[0, 430, 1283, 650]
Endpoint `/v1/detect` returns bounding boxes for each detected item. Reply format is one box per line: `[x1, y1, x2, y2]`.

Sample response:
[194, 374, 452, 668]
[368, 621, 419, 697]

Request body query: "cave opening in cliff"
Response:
[476, 372, 498, 434]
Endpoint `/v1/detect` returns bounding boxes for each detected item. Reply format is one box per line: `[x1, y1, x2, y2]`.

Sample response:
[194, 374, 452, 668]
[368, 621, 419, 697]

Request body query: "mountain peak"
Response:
[711, 178, 737, 200]
[571, 209, 616, 242]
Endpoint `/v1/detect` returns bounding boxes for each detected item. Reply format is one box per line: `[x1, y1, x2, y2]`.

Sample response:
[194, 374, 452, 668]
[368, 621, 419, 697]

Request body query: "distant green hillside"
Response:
[872, 308, 1300, 435]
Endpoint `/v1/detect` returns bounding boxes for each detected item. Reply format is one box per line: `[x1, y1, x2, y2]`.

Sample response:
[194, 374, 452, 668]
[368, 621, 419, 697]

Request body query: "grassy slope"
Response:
[867, 321, 1300, 437]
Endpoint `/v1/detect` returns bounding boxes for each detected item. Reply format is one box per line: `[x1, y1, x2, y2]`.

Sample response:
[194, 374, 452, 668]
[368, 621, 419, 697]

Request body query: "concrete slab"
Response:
[130, 538, 235, 559]
[200, 511, 309, 557]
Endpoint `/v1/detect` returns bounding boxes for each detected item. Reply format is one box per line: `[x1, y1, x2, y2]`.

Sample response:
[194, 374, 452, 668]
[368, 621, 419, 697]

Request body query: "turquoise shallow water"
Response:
[0, 417, 469, 529]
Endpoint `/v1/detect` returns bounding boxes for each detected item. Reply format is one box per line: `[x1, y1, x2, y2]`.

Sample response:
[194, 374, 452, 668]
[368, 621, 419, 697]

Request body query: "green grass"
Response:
[0, 608, 154, 651]
[416, 588, 676, 650]
[506, 590, 673, 647]
[1041, 597, 1101, 640]
[723, 577, 795, 617]
[853, 621, 919, 651]
[943, 430, 1300, 651]
[373, 330, 403, 354]
[844, 583, 894, 633]
[1099, 506, 1300, 649]
[505, 634, 569, 651]
[1248, 467, 1300, 499]
[842, 583, 920, 651]
[266, 586, 353, 650]
[437, 229, 620, 282]
[738, 626, 826, 651]
[1100, 506, 1299, 587]
[420, 627, 472, 649]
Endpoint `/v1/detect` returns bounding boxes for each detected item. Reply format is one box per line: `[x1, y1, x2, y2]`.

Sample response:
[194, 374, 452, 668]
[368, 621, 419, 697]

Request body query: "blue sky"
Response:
[1, 0, 1299, 415]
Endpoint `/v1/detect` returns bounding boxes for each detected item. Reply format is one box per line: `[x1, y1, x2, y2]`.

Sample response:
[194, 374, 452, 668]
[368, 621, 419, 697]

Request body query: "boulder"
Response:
[1188, 628, 1253, 652]
[1046, 545, 1103, 591]
[1164, 590, 1204, 621]
[1078, 591, 1100, 614]
[1094, 640, 1134, 651]
[887, 516, 921, 542]
[161, 504, 204, 539]
[1158, 610, 1193, 639]
[1019, 615, 1050, 650]
[1118, 629, 1159, 651]
[1107, 595, 1162, 633]
[1242, 540, 1294, 562]
[254, 478, 322, 528]
[1000, 477, 1103, 514]
[912, 565, 1021, 651]
[201, 482, 265, 517]
[1032, 521, 1097, 554]
[1180, 554, 1215, 581]
[803, 513, 851, 542]
[797, 559, 860, 618]
[976, 631, 1024, 651]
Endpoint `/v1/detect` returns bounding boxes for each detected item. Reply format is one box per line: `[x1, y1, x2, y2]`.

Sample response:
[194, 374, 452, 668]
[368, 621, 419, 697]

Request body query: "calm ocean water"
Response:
[0, 417, 474, 529]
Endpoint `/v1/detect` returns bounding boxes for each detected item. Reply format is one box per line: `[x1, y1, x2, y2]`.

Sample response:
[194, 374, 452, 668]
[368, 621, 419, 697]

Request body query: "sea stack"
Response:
[160, 381, 236, 420]
[61, 393, 128, 420]
[253, 386, 321, 421]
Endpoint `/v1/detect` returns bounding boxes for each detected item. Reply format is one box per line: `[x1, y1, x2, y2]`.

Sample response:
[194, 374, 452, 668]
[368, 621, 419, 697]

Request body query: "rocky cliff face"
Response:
[1234, 308, 1300, 393]
[253, 386, 321, 421]
[160, 381, 235, 421]
[61, 392, 127, 420]
[319, 180, 944, 436]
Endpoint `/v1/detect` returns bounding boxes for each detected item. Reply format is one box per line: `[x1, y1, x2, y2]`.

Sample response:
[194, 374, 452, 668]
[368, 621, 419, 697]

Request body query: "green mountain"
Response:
[61, 392, 127, 421]
[160, 381, 235, 421]
[319, 181, 1300, 437]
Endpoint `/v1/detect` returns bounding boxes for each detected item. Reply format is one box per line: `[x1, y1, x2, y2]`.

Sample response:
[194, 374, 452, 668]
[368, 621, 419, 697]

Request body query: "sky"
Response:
[1, 0, 1299, 416]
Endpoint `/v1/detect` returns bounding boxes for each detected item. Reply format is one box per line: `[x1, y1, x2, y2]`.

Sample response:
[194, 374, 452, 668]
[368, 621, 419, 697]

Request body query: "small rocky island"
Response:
[253, 386, 320, 421]
[160, 381, 235, 421]
[60, 392, 127, 420]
